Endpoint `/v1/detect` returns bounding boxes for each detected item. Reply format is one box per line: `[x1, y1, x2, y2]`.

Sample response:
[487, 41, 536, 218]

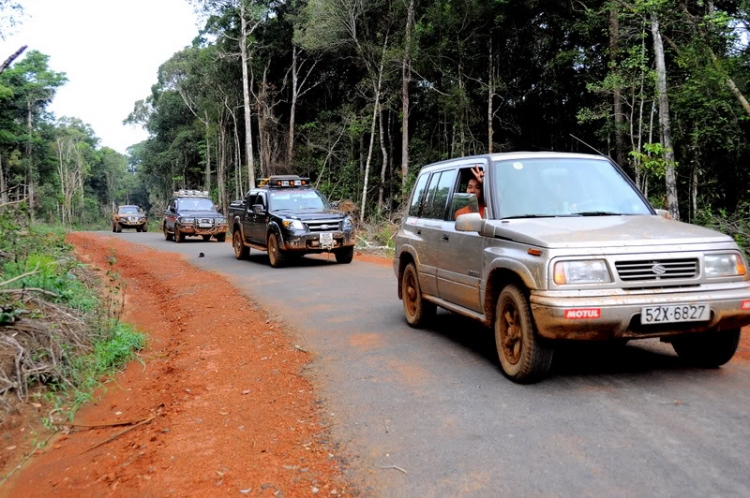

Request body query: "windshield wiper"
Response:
[500, 214, 561, 220]
[569, 211, 625, 216]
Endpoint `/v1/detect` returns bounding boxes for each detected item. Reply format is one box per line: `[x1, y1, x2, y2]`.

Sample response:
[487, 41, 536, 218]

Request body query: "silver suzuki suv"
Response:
[394, 152, 750, 383]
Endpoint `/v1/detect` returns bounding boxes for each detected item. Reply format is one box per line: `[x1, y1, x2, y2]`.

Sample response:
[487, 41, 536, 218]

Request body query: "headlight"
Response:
[553, 260, 612, 285]
[705, 253, 746, 278]
[218, 218, 227, 224]
[180, 217, 195, 224]
[283, 219, 305, 230]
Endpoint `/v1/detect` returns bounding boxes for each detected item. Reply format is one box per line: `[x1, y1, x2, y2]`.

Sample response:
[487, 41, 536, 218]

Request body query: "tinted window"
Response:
[246, 193, 257, 206]
[423, 169, 457, 220]
[270, 190, 328, 211]
[408, 173, 430, 217]
[177, 198, 215, 211]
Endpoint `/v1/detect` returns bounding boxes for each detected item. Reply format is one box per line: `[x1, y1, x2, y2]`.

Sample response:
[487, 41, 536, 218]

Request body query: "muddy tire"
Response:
[142, 224, 148, 232]
[175, 225, 185, 243]
[163, 223, 173, 241]
[401, 263, 436, 327]
[215, 233, 226, 242]
[671, 329, 740, 367]
[267, 232, 285, 268]
[233, 230, 249, 260]
[115, 223, 122, 233]
[335, 246, 354, 264]
[112, 222, 117, 233]
[495, 284, 553, 383]
[136, 225, 142, 232]
[202, 235, 211, 241]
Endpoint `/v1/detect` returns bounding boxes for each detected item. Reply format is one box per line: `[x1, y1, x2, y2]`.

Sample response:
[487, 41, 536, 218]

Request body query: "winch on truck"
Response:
[228, 175, 355, 267]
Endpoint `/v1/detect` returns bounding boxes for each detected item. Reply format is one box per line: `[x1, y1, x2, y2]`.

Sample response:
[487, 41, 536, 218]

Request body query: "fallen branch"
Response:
[0, 288, 59, 297]
[0, 265, 40, 287]
[82, 415, 155, 453]
[0, 432, 55, 486]
[57, 417, 152, 429]
[378, 465, 408, 474]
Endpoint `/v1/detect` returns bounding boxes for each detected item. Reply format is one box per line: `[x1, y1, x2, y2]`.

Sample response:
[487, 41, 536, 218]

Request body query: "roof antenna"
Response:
[570, 134, 607, 157]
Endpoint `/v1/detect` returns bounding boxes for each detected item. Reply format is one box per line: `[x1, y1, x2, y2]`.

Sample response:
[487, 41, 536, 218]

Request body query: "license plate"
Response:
[319, 232, 333, 248]
[641, 304, 710, 324]
[198, 223, 212, 228]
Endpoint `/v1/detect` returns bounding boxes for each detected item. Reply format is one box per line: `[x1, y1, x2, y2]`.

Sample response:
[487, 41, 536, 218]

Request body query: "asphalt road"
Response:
[108, 231, 750, 497]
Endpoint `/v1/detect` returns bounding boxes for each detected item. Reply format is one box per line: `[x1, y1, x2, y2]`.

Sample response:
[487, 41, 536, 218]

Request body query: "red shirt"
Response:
[454, 201, 486, 219]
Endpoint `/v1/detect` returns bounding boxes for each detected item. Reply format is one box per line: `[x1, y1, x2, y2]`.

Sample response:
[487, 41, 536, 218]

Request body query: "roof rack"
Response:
[173, 189, 210, 197]
[258, 175, 311, 188]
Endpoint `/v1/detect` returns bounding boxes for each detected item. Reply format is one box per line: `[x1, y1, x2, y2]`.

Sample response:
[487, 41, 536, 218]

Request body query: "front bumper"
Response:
[118, 220, 146, 226]
[284, 230, 355, 251]
[530, 284, 750, 340]
[178, 224, 227, 236]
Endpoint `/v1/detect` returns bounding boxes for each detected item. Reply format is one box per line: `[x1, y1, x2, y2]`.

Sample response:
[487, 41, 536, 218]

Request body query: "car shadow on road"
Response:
[242, 252, 337, 268]
[420, 310, 697, 380]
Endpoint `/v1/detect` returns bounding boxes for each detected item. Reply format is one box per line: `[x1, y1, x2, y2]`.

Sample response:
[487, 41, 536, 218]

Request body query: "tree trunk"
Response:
[26, 102, 34, 221]
[360, 36, 388, 222]
[240, 3, 256, 189]
[651, 13, 679, 220]
[487, 37, 495, 153]
[218, 119, 227, 216]
[204, 114, 211, 192]
[0, 153, 6, 205]
[0, 45, 27, 75]
[401, 0, 415, 188]
[377, 105, 388, 211]
[288, 46, 298, 166]
[690, 163, 698, 222]
[610, 7, 627, 168]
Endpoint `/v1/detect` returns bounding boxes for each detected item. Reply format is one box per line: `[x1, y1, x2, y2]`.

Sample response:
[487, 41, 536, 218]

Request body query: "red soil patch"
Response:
[354, 252, 391, 268]
[735, 326, 750, 361]
[3, 232, 348, 497]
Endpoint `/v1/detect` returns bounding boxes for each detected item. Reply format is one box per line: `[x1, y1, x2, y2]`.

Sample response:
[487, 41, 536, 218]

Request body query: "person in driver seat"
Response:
[454, 165, 486, 219]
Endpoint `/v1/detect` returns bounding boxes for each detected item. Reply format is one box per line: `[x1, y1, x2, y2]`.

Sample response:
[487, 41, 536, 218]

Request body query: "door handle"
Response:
[442, 234, 450, 242]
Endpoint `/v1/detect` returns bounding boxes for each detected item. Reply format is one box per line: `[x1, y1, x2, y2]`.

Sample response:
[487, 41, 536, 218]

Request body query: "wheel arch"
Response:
[483, 267, 531, 327]
[396, 246, 419, 300]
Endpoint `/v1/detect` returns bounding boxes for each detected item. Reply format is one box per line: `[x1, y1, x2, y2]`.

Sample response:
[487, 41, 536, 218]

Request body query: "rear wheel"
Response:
[671, 329, 740, 367]
[495, 284, 553, 383]
[233, 230, 249, 260]
[175, 225, 185, 243]
[267, 232, 285, 268]
[401, 263, 436, 327]
[202, 235, 211, 241]
[215, 233, 226, 242]
[163, 223, 173, 241]
[335, 246, 354, 264]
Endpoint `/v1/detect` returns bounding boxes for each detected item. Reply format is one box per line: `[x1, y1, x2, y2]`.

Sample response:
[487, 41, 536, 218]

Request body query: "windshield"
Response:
[491, 158, 652, 218]
[270, 190, 328, 211]
[177, 198, 215, 211]
[118, 206, 140, 214]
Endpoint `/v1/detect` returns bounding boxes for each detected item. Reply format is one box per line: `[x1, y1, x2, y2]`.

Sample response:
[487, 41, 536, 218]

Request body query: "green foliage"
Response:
[629, 143, 678, 179]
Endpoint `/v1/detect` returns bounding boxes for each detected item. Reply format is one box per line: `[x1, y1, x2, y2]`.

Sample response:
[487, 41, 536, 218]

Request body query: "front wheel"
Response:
[112, 222, 117, 233]
[267, 232, 286, 268]
[136, 225, 142, 232]
[215, 233, 226, 242]
[335, 246, 354, 264]
[142, 224, 148, 232]
[671, 329, 741, 367]
[175, 225, 185, 243]
[115, 223, 122, 233]
[202, 235, 211, 241]
[233, 230, 249, 260]
[401, 263, 436, 327]
[163, 223, 173, 241]
[495, 284, 553, 383]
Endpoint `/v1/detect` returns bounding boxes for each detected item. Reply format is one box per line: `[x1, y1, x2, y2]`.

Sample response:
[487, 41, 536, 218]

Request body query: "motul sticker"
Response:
[743, 300, 750, 310]
[564, 308, 601, 319]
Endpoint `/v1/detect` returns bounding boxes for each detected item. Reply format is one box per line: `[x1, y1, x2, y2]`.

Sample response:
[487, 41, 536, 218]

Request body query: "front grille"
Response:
[199, 218, 213, 225]
[305, 219, 341, 232]
[615, 258, 698, 282]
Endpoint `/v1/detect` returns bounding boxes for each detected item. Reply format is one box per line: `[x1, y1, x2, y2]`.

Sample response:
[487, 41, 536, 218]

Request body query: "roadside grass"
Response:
[0, 207, 145, 429]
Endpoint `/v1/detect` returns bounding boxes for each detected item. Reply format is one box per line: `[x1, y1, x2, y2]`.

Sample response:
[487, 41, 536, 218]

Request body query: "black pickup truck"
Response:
[228, 175, 355, 267]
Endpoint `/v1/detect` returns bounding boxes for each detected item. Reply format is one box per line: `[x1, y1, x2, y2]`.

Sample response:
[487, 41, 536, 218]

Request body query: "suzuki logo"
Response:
[651, 264, 667, 275]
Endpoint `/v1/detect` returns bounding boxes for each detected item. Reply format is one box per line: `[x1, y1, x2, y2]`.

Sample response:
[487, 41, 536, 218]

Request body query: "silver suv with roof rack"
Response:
[394, 152, 750, 383]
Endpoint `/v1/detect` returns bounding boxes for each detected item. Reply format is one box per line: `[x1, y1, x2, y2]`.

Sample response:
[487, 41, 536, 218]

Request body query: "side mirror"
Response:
[655, 209, 673, 220]
[455, 212, 484, 233]
[253, 204, 266, 216]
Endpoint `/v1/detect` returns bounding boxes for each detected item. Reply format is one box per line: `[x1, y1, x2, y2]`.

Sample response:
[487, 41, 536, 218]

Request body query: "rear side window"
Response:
[408, 173, 430, 217]
[422, 169, 457, 220]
